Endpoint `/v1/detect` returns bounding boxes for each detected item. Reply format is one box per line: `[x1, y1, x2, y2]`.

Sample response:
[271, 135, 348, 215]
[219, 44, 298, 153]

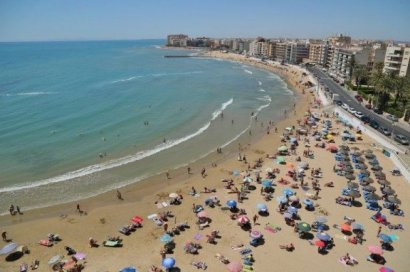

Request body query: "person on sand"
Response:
[201, 168, 206, 178]
[279, 243, 295, 251]
[253, 214, 259, 225]
[30, 259, 39, 270]
[116, 190, 123, 200]
[89, 237, 97, 248]
[2, 231, 7, 241]
[187, 166, 191, 174]
[160, 248, 166, 259]
[166, 171, 170, 179]
[377, 226, 382, 237]
[76, 203, 81, 213]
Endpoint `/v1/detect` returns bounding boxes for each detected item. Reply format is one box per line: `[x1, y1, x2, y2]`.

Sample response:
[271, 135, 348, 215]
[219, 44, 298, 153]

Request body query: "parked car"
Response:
[361, 116, 370, 123]
[334, 100, 342, 106]
[393, 134, 409, 145]
[341, 103, 349, 110]
[373, 108, 383, 114]
[386, 114, 398, 122]
[355, 95, 363, 102]
[378, 126, 391, 136]
[354, 111, 364, 118]
[369, 120, 379, 129]
[348, 107, 356, 114]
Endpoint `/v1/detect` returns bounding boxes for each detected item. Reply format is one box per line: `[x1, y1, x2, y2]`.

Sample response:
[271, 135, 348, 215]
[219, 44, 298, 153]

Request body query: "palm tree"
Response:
[353, 64, 369, 91]
[370, 62, 386, 108]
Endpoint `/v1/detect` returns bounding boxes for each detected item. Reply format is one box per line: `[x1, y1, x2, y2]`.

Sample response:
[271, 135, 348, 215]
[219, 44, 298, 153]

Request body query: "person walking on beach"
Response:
[2, 231, 7, 241]
[16, 206, 22, 215]
[166, 171, 170, 179]
[76, 203, 81, 213]
[201, 168, 206, 178]
[116, 190, 123, 200]
[377, 226, 382, 237]
[187, 166, 191, 175]
[253, 214, 259, 225]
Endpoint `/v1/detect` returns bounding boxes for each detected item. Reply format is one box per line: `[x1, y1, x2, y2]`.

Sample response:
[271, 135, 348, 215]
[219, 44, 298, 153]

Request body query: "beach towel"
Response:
[264, 226, 276, 234]
[194, 234, 202, 241]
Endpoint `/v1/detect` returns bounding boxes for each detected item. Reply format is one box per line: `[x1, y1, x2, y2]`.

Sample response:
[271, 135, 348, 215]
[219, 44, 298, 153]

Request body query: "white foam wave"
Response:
[257, 95, 272, 102]
[111, 71, 203, 84]
[211, 98, 233, 120]
[258, 81, 262, 86]
[256, 102, 271, 113]
[258, 89, 266, 92]
[0, 98, 234, 193]
[244, 69, 253, 74]
[1, 92, 57, 97]
[153, 45, 162, 49]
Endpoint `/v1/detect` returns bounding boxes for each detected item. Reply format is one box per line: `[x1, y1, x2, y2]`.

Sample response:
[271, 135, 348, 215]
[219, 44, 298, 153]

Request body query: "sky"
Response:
[0, 0, 409, 42]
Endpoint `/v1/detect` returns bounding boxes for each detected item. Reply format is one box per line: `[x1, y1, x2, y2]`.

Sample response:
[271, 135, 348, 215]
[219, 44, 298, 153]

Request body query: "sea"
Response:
[0, 40, 296, 213]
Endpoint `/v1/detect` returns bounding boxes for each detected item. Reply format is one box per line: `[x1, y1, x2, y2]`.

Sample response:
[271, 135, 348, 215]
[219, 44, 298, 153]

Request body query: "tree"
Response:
[353, 65, 369, 90]
[370, 62, 386, 109]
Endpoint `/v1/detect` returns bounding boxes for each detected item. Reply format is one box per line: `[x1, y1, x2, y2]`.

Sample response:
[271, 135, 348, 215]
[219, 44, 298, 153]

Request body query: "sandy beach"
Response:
[1, 52, 409, 272]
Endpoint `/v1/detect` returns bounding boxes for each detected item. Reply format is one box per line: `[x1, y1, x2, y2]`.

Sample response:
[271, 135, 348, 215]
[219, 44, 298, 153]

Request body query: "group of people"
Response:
[9, 204, 22, 215]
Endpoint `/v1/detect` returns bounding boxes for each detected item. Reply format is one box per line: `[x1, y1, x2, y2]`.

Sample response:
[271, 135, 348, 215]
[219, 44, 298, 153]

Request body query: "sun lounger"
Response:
[103, 240, 121, 247]
[39, 239, 52, 247]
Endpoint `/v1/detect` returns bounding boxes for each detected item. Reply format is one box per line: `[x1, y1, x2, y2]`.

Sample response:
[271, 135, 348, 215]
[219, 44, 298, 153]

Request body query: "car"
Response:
[386, 114, 398, 122]
[373, 108, 383, 114]
[334, 100, 343, 106]
[361, 116, 370, 123]
[341, 103, 349, 110]
[369, 120, 379, 129]
[348, 107, 356, 114]
[378, 126, 391, 136]
[393, 134, 409, 145]
[355, 95, 363, 102]
[354, 111, 364, 118]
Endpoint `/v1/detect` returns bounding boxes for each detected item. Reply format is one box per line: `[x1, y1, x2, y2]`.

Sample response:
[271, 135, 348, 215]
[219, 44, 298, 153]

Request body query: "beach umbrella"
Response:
[387, 196, 401, 204]
[169, 193, 179, 198]
[315, 216, 327, 224]
[316, 232, 331, 241]
[388, 234, 399, 242]
[368, 245, 383, 255]
[48, 255, 63, 265]
[250, 230, 262, 239]
[297, 222, 311, 232]
[378, 179, 390, 186]
[303, 199, 313, 206]
[278, 145, 288, 152]
[347, 190, 361, 198]
[286, 162, 295, 169]
[131, 216, 143, 224]
[232, 170, 240, 176]
[372, 164, 383, 170]
[276, 196, 288, 204]
[379, 234, 392, 243]
[362, 185, 376, 192]
[345, 174, 355, 180]
[160, 234, 173, 243]
[162, 257, 176, 269]
[315, 240, 325, 247]
[283, 212, 293, 219]
[282, 188, 294, 196]
[362, 177, 374, 183]
[366, 193, 382, 201]
[256, 203, 268, 211]
[197, 211, 208, 218]
[262, 180, 272, 188]
[289, 195, 299, 202]
[382, 187, 395, 195]
[351, 151, 361, 156]
[120, 267, 137, 272]
[287, 206, 298, 214]
[379, 267, 395, 272]
[298, 162, 308, 169]
[341, 223, 352, 232]
[351, 223, 365, 231]
[347, 182, 359, 189]
[226, 200, 237, 208]
[237, 215, 249, 224]
[73, 252, 86, 260]
[277, 156, 286, 164]
[243, 176, 253, 183]
[0, 243, 17, 255]
[290, 137, 298, 143]
[365, 153, 375, 159]
[227, 261, 243, 272]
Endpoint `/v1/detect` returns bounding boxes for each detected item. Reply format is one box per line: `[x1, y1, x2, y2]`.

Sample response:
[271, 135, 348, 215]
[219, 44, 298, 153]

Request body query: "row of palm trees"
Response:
[351, 61, 410, 118]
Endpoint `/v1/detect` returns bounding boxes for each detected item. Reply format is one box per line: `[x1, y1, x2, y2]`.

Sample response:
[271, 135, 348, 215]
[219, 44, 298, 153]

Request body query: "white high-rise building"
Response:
[383, 45, 410, 77]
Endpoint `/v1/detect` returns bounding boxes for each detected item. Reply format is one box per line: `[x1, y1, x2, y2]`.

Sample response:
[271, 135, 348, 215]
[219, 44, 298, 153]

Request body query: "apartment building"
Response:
[274, 42, 287, 62]
[383, 45, 410, 77]
[287, 42, 309, 64]
[249, 38, 269, 57]
[329, 34, 351, 48]
[167, 34, 188, 47]
[309, 41, 330, 66]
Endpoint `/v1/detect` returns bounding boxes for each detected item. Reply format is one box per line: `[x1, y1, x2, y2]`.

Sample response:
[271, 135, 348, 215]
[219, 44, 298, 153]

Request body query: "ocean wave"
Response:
[0, 98, 234, 193]
[258, 89, 266, 92]
[111, 71, 203, 84]
[244, 69, 253, 74]
[255, 102, 271, 113]
[1, 92, 57, 97]
[257, 95, 272, 102]
[258, 81, 262, 86]
[211, 98, 233, 120]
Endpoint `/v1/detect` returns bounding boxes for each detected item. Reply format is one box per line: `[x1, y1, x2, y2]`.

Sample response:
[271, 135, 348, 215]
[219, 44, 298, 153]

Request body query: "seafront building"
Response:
[383, 44, 410, 77]
[167, 34, 188, 47]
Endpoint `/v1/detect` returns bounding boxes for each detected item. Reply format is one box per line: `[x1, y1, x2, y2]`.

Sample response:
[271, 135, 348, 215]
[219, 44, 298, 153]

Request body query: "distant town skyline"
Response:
[1, 0, 409, 42]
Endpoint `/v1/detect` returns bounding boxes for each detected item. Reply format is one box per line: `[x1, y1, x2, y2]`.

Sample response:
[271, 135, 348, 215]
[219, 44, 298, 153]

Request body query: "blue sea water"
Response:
[0, 40, 295, 212]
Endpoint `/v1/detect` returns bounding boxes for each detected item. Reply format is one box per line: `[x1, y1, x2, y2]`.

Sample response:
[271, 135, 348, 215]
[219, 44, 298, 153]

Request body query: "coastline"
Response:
[8, 52, 408, 272]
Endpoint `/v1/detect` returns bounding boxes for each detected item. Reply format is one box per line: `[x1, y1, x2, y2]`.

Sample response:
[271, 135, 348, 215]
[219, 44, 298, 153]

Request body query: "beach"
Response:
[1, 52, 409, 272]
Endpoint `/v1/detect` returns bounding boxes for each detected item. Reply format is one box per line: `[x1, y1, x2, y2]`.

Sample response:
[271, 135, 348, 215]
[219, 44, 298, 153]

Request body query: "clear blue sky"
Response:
[1, 0, 409, 42]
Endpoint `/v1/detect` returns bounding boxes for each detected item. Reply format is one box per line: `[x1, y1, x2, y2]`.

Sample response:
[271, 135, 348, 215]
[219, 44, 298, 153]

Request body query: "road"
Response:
[307, 66, 410, 141]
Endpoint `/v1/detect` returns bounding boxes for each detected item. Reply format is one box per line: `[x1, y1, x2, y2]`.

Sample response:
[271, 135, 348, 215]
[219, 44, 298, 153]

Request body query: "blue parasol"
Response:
[287, 206, 298, 214]
[226, 200, 237, 208]
[316, 232, 331, 241]
[282, 188, 294, 196]
[351, 222, 365, 231]
[379, 233, 392, 243]
[276, 196, 288, 204]
[303, 199, 313, 206]
[283, 212, 293, 219]
[160, 234, 173, 243]
[0, 243, 18, 255]
[256, 203, 267, 211]
[314, 216, 327, 224]
[162, 257, 176, 269]
[262, 180, 272, 188]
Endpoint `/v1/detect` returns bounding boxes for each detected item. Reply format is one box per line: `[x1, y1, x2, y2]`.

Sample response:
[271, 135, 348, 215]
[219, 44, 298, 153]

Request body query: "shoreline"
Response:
[0, 52, 307, 225]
